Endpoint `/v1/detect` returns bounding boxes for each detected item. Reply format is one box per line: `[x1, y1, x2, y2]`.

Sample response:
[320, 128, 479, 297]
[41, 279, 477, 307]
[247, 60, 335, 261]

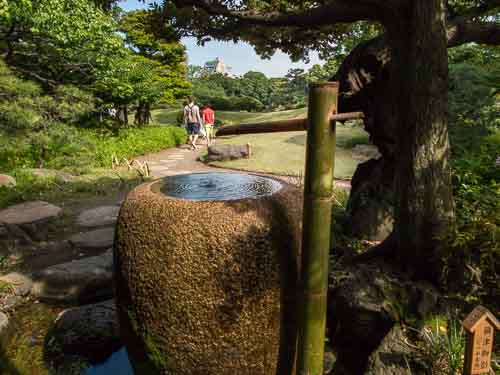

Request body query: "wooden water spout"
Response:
[216, 111, 363, 136]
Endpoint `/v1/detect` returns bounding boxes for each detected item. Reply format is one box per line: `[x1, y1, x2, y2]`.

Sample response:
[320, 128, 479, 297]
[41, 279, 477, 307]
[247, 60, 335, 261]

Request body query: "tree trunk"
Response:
[336, 1, 455, 282]
[392, 0, 454, 282]
[135, 102, 151, 126]
[123, 105, 128, 125]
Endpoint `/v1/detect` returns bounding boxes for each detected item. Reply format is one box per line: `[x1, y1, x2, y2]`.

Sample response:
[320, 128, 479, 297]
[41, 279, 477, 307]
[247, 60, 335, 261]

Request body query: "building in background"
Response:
[203, 57, 232, 76]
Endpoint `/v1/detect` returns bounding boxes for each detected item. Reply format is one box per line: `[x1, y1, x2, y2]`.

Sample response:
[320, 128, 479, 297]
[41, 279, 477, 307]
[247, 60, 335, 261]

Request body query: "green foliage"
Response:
[94, 54, 167, 105]
[119, 10, 191, 104]
[0, 125, 186, 173]
[441, 60, 500, 312]
[0, 59, 95, 133]
[419, 318, 465, 375]
[1, 0, 124, 86]
[448, 63, 498, 125]
[84, 125, 186, 166]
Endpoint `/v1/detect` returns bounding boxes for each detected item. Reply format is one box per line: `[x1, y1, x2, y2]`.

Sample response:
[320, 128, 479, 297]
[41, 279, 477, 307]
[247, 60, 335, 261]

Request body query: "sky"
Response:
[121, 0, 323, 77]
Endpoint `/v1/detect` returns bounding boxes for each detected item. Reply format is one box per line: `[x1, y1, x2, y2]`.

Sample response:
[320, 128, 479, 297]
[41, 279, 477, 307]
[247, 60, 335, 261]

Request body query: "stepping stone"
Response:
[31, 249, 113, 303]
[0, 201, 62, 242]
[76, 206, 120, 228]
[47, 299, 120, 360]
[0, 201, 62, 225]
[69, 227, 115, 250]
[0, 174, 16, 188]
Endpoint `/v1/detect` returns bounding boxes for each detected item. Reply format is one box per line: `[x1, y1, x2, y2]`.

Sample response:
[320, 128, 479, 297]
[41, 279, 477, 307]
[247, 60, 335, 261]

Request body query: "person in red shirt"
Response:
[201, 104, 215, 146]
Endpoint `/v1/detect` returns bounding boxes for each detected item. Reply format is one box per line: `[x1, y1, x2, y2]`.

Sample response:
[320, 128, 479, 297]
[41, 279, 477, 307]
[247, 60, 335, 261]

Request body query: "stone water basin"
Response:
[113, 172, 303, 374]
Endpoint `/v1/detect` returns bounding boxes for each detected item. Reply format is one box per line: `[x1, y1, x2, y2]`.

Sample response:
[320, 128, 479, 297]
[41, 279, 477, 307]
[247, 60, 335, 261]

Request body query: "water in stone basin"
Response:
[86, 173, 282, 374]
[155, 172, 282, 201]
[85, 347, 133, 375]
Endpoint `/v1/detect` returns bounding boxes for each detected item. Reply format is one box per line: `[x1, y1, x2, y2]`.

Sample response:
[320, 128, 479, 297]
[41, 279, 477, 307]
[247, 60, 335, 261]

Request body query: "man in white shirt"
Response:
[183, 97, 203, 150]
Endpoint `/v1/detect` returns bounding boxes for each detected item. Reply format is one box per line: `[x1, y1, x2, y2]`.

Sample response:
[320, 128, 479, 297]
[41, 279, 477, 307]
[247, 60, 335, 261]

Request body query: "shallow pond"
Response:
[154, 172, 282, 201]
[85, 347, 133, 375]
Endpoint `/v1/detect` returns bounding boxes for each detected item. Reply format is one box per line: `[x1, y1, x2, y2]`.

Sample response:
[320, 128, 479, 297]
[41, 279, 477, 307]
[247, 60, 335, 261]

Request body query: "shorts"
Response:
[187, 122, 200, 135]
[204, 124, 214, 137]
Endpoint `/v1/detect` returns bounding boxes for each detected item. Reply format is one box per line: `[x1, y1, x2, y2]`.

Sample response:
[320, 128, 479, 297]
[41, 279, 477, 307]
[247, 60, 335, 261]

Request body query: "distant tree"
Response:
[0, 0, 123, 88]
[187, 64, 203, 80]
[120, 10, 190, 124]
[240, 71, 273, 106]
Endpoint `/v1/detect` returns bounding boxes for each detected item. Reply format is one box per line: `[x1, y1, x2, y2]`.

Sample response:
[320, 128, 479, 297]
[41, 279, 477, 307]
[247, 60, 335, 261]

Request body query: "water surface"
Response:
[155, 172, 282, 201]
[84, 347, 133, 375]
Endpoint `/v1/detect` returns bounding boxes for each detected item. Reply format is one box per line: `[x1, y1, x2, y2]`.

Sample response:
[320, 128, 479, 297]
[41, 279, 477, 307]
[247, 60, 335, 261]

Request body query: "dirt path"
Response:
[135, 144, 214, 177]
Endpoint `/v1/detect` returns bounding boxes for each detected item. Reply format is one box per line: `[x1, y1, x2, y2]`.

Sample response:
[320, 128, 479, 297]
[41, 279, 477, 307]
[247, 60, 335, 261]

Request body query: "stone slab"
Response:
[69, 227, 115, 250]
[0, 174, 16, 188]
[31, 249, 113, 303]
[76, 206, 120, 228]
[0, 201, 62, 225]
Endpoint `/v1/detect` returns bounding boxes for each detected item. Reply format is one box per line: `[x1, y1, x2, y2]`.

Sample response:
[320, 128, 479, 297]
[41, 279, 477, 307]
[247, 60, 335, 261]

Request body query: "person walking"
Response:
[183, 97, 203, 150]
[202, 104, 215, 146]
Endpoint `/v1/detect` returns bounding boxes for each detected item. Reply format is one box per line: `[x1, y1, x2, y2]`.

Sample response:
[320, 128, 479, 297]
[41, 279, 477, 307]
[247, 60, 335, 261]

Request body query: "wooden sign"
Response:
[462, 305, 500, 375]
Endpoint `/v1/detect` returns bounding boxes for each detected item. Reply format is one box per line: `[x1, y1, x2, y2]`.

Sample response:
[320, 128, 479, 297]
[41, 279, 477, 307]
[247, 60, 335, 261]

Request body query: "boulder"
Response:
[76, 206, 120, 228]
[27, 168, 76, 183]
[46, 299, 121, 362]
[0, 174, 16, 188]
[365, 325, 427, 374]
[69, 227, 115, 250]
[346, 158, 394, 241]
[206, 144, 250, 162]
[0, 201, 63, 242]
[328, 260, 441, 374]
[31, 249, 113, 303]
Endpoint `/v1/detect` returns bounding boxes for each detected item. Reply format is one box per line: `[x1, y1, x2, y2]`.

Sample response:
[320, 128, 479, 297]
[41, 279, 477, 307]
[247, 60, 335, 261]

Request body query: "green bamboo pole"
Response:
[297, 82, 338, 375]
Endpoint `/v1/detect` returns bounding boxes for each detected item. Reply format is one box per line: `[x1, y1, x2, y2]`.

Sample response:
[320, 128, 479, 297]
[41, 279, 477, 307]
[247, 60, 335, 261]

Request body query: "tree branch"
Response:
[447, 20, 500, 46]
[173, 0, 379, 27]
[11, 67, 57, 87]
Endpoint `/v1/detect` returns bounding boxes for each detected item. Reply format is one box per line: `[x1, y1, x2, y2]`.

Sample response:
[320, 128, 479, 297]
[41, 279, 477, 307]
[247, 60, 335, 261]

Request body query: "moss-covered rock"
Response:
[114, 175, 302, 374]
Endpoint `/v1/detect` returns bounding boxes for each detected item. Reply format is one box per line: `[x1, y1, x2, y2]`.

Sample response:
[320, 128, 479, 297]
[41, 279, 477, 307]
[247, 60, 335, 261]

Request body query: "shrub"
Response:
[84, 125, 187, 167]
[0, 125, 186, 172]
[442, 130, 500, 312]
[419, 317, 465, 375]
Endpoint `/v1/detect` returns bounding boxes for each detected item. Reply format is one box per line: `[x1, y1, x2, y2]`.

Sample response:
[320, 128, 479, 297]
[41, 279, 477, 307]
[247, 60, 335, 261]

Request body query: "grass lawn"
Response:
[151, 108, 307, 126]
[151, 107, 371, 179]
[211, 123, 369, 179]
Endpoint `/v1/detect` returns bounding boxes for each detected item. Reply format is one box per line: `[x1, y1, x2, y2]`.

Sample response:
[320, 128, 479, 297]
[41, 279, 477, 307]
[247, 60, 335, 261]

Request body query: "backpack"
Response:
[185, 104, 199, 123]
